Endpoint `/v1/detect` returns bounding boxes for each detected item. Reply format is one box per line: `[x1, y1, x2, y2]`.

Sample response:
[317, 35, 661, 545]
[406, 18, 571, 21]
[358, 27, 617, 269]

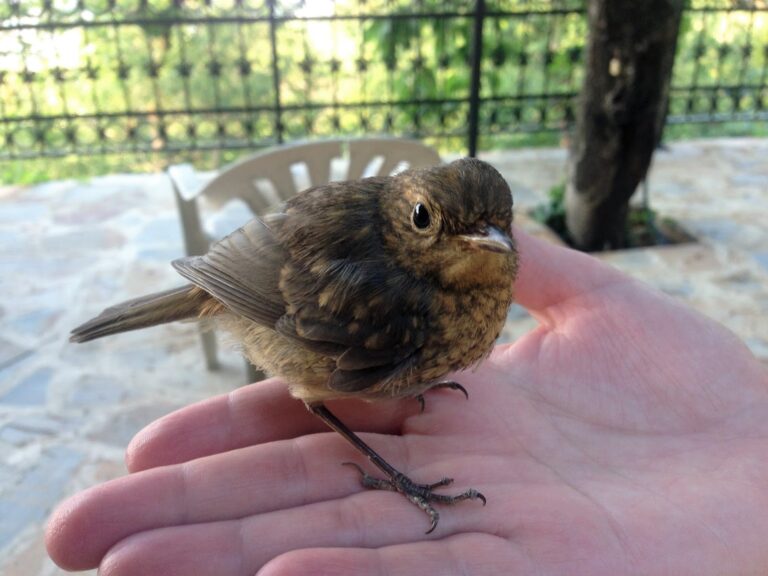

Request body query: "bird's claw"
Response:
[343, 463, 486, 534]
[415, 380, 469, 412]
[430, 381, 469, 400]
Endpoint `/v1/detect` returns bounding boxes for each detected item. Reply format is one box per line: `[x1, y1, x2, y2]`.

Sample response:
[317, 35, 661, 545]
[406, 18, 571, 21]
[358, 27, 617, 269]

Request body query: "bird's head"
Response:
[382, 157, 518, 289]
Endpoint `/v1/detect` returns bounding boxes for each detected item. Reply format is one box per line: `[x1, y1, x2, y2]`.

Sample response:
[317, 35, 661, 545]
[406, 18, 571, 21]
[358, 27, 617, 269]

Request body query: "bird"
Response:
[70, 157, 519, 533]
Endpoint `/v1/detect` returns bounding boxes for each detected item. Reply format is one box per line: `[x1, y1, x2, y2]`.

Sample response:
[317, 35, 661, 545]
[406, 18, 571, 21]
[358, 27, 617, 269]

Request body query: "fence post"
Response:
[268, 0, 284, 144]
[468, 0, 486, 157]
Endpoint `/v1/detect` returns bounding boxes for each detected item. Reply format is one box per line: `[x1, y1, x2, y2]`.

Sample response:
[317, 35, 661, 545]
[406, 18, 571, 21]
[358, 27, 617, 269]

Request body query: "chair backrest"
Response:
[346, 138, 442, 180]
[198, 140, 343, 214]
[197, 137, 441, 214]
[172, 138, 441, 257]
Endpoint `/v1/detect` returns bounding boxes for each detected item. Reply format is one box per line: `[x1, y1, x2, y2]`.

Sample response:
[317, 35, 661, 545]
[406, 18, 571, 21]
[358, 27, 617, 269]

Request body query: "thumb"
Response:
[512, 226, 626, 315]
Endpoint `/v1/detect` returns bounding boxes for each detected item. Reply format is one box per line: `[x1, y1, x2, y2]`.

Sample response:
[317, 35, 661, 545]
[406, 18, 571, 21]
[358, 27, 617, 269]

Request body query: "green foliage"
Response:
[361, 6, 586, 129]
[1, 1, 766, 183]
[531, 182, 572, 244]
[626, 204, 659, 248]
[669, 7, 768, 118]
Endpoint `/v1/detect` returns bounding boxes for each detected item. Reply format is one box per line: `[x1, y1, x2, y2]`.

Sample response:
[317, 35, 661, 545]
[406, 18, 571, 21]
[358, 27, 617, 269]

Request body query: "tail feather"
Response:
[70, 285, 215, 343]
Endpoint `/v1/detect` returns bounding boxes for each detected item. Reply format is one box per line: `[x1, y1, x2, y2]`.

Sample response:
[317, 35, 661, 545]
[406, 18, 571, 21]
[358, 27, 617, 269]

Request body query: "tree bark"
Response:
[565, 0, 683, 251]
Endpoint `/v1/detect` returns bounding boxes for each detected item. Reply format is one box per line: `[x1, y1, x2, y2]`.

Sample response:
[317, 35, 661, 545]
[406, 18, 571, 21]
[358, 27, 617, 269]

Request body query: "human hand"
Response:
[46, 229, 768, 575]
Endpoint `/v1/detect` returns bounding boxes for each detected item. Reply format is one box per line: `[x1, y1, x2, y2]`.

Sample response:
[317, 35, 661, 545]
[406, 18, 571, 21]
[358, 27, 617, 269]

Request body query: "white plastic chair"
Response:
[166, 138, 442, 380]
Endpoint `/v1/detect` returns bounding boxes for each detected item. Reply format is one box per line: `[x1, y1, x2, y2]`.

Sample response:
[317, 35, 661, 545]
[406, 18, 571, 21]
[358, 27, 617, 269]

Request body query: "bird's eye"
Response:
[412, 203, 431, 230]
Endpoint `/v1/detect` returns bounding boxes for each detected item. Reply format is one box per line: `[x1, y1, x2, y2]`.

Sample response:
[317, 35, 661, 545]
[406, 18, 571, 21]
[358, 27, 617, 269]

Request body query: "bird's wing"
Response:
[275, 264, 429, 393]
[277, 315, 423, 393]
[172, 214, 287, 326]
[174, 185, 430, 395]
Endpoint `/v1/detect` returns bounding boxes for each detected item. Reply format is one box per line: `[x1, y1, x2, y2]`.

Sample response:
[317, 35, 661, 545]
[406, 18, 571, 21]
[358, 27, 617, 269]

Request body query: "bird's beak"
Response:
[459, 225, 515, 254]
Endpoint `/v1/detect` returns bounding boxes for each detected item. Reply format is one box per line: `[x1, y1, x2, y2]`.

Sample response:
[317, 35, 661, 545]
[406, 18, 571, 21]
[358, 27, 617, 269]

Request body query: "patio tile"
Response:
[0, 337, 31, 372]
[0, 446, 84, 551]
[0, 368, 53, 406]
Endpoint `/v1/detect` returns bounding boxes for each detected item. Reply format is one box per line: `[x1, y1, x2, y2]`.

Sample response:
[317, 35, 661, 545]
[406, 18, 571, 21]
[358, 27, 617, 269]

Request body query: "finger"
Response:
[97, 490, 498, 576]
[99, 523, 242, 576]
[126, 377, 415, 472]
[49, 428, 430, 570]
[47, 433, 363, 570]
[258, 533, 529, 576]
[513, 226, 626, 315]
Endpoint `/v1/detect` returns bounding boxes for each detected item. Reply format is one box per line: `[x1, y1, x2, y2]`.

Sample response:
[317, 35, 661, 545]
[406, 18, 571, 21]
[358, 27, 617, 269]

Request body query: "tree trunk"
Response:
[565, 0, 683, 251]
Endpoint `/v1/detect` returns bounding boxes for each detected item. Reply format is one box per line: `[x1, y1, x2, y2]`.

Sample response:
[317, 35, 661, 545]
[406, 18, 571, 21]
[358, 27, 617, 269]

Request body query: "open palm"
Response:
[47, 230, 768, 575]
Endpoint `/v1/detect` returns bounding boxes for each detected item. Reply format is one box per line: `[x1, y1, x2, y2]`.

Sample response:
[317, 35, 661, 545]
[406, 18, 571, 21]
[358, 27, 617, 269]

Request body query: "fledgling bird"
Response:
[71, 157, 518, 532]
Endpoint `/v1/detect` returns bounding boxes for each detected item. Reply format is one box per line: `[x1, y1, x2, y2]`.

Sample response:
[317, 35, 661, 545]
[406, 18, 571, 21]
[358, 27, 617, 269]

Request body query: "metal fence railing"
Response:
[1, 0, 766, 165]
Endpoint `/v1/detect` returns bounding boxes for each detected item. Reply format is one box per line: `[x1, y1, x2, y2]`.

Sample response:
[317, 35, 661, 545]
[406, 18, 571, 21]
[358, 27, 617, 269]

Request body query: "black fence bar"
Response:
[0, 0, 766, 165]
[468, 0, 486, 157]
[268, 0, 284, 144]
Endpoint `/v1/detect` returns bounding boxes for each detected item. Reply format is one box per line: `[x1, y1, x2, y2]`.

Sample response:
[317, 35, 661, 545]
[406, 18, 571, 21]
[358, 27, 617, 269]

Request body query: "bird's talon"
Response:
[446, 382, 470, 400]
[427, 477, 454, 490]
[425, 506, 439, 534]
[416, 381, 469, 412]
[429, 381, 469, 400]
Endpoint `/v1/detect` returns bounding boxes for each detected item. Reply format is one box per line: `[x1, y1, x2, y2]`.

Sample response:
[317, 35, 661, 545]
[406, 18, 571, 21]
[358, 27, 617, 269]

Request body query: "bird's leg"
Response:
[415, 380, 469, 413]
[309, 402, 485, 534]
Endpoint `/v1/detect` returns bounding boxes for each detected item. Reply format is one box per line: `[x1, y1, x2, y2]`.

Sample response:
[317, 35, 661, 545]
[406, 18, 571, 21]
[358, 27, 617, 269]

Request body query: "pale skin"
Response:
[46, 228, 768, 575]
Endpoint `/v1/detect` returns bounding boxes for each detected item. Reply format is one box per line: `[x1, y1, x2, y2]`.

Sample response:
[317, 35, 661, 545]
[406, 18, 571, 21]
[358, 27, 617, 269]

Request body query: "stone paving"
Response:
[1, 138, 767, 574]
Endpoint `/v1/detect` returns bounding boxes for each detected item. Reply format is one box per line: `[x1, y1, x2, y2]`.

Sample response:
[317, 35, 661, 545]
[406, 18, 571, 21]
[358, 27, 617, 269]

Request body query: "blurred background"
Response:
[1, 1, 767, 574]
[2, 0, 766, 181]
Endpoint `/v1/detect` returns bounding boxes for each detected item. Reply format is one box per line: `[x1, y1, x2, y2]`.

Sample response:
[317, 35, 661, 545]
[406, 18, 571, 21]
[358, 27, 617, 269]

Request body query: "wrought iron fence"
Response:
[1, 0, 766, 167]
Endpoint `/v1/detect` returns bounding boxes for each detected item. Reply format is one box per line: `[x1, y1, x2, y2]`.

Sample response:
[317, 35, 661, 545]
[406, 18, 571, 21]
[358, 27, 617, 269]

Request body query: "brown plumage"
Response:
[71, 157, 518, 532]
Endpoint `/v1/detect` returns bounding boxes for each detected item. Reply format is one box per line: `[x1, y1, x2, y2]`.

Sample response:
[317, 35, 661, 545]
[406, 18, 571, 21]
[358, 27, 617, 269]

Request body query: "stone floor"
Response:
[1, 138, 766, 575]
